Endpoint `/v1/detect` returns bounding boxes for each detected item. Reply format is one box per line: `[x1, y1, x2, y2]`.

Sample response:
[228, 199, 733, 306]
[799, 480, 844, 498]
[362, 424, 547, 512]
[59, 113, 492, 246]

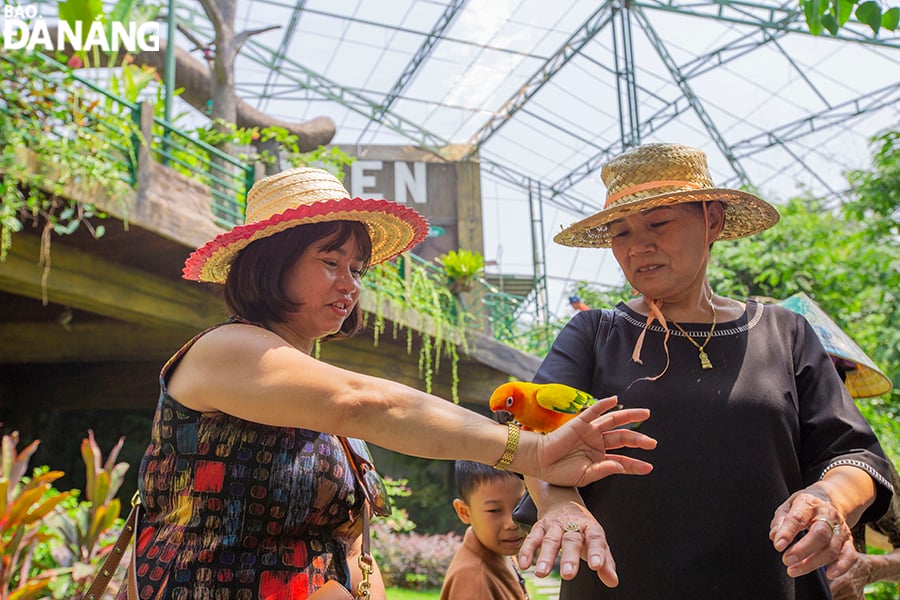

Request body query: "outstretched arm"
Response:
[169, 324, 657, 487]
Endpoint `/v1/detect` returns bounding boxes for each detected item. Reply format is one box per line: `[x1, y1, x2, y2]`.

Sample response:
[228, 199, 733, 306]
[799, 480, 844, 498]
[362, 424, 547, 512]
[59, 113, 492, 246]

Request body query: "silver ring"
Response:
[814, 518, 841, 536]
[563, 521, 581, 533]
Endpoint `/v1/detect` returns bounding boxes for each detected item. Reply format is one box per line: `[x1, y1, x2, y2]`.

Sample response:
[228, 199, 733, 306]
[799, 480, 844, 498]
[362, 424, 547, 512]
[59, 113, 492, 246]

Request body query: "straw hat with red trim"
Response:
[183, 167, 429, 283]
[554, 143, 780, 248]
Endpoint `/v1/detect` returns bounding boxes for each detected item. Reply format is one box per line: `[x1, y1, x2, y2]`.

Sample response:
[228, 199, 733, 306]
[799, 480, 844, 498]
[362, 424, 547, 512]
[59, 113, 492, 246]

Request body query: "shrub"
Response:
[372, 520, 461, 590]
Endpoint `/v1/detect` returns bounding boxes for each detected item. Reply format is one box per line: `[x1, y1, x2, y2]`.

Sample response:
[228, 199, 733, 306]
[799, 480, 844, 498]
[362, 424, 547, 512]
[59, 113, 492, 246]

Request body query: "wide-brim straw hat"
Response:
[779, 292, 893, 399]
[554, 143, 780, 248]
[183, 167, 429, 283]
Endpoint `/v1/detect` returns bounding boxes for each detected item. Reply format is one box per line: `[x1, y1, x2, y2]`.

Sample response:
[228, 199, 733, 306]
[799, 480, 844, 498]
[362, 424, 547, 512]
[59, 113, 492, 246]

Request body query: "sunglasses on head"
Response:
[340, 437, 392, 517]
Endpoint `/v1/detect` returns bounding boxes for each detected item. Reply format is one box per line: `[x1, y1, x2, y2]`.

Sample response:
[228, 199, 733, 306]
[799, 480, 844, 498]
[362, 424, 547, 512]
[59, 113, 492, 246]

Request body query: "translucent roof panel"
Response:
[155, 0, 900, 310]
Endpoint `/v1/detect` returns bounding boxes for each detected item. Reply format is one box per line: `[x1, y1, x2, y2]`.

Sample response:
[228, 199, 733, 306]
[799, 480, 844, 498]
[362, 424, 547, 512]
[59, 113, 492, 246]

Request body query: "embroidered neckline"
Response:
[615, 299, 764, 338]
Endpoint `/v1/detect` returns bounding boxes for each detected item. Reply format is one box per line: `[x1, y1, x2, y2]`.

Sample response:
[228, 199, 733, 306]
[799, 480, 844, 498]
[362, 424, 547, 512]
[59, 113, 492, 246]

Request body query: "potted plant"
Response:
[438, 249, 485, 295]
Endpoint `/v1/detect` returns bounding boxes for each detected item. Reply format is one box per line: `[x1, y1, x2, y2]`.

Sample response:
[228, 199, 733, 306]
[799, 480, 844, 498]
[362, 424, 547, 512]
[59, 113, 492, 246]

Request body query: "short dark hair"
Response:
[455, 460, 521, 504]
[224, 220, 372, 340]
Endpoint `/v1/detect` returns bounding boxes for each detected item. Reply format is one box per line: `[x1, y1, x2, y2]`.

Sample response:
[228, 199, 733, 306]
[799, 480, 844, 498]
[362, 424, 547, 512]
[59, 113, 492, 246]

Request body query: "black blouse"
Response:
[535, 300, 893, 600]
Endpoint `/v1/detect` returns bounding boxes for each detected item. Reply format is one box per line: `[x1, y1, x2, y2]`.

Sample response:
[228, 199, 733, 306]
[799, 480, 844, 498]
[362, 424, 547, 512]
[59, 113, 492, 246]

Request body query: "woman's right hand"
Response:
[527, 396, 656, 487]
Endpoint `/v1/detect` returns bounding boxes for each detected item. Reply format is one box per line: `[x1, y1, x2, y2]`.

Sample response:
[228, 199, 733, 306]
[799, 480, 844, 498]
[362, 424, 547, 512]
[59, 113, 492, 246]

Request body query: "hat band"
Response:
[604, 180, 702, 208]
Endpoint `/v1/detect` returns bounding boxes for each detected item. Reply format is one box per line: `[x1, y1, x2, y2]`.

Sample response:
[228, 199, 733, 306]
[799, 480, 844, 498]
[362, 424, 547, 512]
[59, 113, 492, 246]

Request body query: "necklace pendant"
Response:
[698, 349, 713, 370]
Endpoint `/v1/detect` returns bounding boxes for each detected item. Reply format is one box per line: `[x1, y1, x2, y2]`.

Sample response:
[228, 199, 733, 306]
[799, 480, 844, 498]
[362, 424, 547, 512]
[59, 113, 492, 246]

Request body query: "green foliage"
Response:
[371, 475, 462, 591]
[706, 131, 899, 456]
[363, 257, 469, 402]
[376, 478, 417, 535]
[846, 130, 900, 240]
[43, 431, 130, 598]
[188, 119, 356, 176]
[437, 249, 485, 294]
[57, 0, 160, 66]
[705, 138, 900, 431]
[801, 0, 899, 35]
[0, 50, 132, 262]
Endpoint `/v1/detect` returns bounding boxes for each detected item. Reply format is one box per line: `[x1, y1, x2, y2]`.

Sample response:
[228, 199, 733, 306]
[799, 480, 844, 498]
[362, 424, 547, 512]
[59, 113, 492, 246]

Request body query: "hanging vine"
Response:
[360, 256, 469, 402]
[0, 51, 136, 307]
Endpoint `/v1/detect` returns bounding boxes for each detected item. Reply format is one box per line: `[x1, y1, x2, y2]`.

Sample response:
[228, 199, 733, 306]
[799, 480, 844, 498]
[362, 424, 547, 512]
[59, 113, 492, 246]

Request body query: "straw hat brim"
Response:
[183, 197, 429, 283]
[553, 188, 780, 248]
[779, 293, 893, 399]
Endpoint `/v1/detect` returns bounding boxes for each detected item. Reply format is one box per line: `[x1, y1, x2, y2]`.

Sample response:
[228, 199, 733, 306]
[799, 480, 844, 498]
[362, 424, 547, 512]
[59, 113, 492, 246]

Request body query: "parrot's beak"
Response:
[493, 410, 515, 425]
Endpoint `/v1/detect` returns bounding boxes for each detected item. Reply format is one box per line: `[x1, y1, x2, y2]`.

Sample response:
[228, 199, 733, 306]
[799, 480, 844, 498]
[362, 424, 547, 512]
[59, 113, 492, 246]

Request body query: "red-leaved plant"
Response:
[0, 428, 129, 599]
[45, 430, 130, 599]
[0, 431, 73, 600]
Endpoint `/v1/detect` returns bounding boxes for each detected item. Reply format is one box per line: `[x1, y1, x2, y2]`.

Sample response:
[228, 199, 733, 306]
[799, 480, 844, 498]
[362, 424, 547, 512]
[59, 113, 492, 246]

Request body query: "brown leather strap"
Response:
[85, 501, 141, 600]
[361, 500, 370, 556]
[339, 437, 375, 599]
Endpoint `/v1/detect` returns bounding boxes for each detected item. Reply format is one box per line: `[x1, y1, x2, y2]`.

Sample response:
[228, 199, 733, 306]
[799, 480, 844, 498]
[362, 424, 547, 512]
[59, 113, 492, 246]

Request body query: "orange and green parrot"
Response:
[489, 381, 598, 434]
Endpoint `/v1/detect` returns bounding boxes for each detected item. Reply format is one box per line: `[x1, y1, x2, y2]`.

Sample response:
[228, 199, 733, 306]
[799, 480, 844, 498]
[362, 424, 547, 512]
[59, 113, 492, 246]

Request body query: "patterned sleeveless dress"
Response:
[123, 323, 365, 600]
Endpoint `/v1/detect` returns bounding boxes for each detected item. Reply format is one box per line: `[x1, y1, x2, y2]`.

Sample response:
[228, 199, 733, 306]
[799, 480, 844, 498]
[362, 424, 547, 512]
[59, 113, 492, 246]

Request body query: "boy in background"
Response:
[440, 461, 530, 600]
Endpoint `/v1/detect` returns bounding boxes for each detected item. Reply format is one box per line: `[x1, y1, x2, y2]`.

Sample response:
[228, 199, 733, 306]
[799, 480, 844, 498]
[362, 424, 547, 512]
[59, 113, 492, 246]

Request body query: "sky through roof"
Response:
[169, 0, 900, 315]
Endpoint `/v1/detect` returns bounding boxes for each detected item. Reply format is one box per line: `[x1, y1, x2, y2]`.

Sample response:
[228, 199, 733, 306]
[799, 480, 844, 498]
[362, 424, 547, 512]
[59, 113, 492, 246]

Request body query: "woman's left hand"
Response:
[769, 487, 856, 579]
[517, 501, 619, 587]
[533, 396, 656, 487]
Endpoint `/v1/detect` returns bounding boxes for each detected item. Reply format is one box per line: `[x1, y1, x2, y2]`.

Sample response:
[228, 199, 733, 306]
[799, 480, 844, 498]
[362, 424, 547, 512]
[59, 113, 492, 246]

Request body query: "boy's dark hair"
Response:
[455, 460, 521, 504]
[224, 220, 371, 340]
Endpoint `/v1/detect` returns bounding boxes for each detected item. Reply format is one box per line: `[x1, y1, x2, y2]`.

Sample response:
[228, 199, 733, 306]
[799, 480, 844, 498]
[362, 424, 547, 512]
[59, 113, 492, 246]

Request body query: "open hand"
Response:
[532, 396, 656, 487]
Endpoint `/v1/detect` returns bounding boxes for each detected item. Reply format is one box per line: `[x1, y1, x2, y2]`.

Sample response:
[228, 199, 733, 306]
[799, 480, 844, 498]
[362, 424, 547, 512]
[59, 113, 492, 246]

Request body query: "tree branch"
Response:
[234, 25, 280, 54]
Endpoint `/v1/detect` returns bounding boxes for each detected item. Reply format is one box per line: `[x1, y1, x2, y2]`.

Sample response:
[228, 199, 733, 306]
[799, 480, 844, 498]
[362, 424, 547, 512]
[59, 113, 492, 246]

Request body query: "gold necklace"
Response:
[670, 300, 717, 370]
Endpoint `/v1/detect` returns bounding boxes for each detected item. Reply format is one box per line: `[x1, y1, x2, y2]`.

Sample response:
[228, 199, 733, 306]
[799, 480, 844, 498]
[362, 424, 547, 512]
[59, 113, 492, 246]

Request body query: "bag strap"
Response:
[338, 437, 374, 600]
[594, 308, 614, 357]
[85, 495, 141, 600]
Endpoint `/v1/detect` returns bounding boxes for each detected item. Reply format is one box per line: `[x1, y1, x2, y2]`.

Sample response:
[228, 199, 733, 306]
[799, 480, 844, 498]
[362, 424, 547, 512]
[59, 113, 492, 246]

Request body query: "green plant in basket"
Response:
[438, 249, 485, 295]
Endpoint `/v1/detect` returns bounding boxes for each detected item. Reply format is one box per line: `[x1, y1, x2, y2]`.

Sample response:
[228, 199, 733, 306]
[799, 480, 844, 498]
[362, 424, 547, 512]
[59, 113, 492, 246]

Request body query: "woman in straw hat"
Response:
[124, 167, 657, 599]
[514, 143, 893, 599]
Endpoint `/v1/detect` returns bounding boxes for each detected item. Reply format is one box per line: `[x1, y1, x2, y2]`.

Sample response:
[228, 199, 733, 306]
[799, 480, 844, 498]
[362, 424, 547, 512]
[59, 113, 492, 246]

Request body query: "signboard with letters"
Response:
[338, 145, 483, 263]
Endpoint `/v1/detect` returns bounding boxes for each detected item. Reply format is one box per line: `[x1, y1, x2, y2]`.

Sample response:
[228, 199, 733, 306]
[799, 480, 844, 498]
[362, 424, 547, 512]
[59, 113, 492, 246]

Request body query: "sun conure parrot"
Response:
[489, 381, 598, 434]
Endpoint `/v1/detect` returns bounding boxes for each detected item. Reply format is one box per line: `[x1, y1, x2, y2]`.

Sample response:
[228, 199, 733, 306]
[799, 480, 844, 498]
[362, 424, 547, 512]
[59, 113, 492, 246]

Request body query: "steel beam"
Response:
[464, 4, 615, 154]
[632, 5, 754, 188]
[257, 0, 307, 111]
[370, 0, 467, 124]
[634, 0, 900, 49]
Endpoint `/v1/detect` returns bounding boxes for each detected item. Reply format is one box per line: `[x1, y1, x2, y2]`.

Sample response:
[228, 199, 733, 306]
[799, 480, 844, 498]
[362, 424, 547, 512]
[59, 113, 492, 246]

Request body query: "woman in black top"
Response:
[516, 143, 893, 599]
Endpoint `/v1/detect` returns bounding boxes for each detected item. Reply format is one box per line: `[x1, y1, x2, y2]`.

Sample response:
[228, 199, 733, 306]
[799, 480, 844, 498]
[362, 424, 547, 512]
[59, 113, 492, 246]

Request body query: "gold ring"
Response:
[563, 521, 581, 533]
[814, 518, 841, 536]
